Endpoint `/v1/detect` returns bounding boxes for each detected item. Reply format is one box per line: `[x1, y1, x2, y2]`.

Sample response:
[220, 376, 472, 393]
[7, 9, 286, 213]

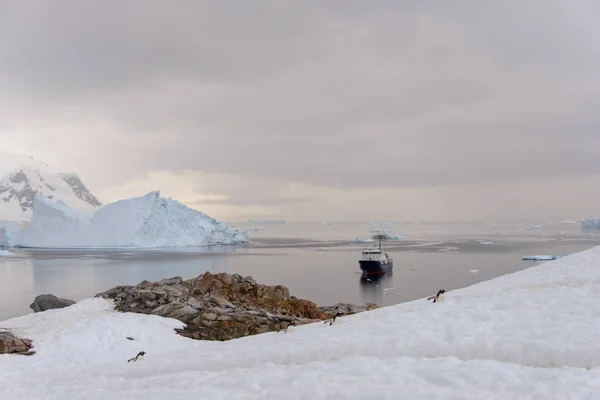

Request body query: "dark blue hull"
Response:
[359, 260, 393, 275]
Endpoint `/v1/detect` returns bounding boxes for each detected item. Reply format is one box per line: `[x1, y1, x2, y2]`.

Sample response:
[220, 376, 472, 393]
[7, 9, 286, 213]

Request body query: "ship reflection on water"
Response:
[359, 271, 396, 307]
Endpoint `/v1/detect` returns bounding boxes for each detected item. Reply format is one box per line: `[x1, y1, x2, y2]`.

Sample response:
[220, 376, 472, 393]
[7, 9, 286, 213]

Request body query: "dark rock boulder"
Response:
[30, 294, 76, 313]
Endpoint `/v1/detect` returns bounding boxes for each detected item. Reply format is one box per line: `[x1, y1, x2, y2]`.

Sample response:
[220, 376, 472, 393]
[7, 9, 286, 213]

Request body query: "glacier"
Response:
[16, 191, 248, 248]
[2, 244, 600, 398]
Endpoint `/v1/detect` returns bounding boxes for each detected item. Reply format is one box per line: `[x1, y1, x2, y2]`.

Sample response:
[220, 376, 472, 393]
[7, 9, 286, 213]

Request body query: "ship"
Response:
[358, 233, 393, 276]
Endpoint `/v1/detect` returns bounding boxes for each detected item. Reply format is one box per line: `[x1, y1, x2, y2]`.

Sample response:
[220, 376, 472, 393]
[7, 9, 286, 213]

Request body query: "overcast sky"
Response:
[1, 1, 599, 222]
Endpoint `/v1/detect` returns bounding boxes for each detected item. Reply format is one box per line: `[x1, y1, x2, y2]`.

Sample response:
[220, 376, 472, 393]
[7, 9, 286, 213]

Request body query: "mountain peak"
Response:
[0, 151, 102, 222]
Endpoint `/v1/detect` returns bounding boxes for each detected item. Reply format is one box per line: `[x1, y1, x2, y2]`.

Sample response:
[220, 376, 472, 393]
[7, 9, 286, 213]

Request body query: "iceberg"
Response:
[0, 221, 23, 247]
[582, 218, 600, 231]
[2, 245, 600, 398]
[353, 237, 375, 243]
[0, 226, 10, 247]
[370, 229, 407, 240]
[16, 191, 248, 248]
[559, 219, 578, 225]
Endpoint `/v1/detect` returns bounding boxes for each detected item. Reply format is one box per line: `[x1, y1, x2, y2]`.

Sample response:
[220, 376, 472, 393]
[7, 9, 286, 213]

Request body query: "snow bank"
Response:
[17, 191, 248, 248]
[3, 245, 600, 398]
[582, 218, 600, 231]
[0, 249, 14, 256]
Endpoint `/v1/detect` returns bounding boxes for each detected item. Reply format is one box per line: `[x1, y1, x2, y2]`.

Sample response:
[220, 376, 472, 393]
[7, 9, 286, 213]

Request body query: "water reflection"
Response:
[359, 271, 396, 306]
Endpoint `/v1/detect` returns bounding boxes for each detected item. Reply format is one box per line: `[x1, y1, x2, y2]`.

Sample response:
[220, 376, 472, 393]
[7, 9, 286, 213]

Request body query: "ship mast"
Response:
[371, 233, 386, 250]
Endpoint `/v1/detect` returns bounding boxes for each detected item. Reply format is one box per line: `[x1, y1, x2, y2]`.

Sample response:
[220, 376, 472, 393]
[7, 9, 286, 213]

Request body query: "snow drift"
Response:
[17, 191, 248, 248]
[3, 245, 600, 399]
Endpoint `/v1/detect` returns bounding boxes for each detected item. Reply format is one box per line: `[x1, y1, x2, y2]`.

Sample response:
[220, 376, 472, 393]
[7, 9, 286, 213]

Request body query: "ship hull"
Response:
[359, 260, 393, 276]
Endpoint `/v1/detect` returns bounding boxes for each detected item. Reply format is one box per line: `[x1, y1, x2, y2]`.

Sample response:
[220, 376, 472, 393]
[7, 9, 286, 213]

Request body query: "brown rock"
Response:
[0, 331, 35, 355]
[159, 277, 183, 285]
[204, 313, 218, 321]
[96, 272, 374, 342]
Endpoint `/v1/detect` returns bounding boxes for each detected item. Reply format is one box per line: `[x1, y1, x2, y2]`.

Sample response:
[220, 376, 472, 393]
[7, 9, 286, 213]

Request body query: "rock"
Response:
[95, 272, 373, 342]
[203, 313, 218, 321]
[136, 280, 154, 289]
[0, 331, 34, 355]
[242, 276, 257, 286]
[159, 277, 183, 285]
[151, 302, 198, 320]
[29, 294, 76, 313]
[136, 290, 157, 302]
[152, 302, 185, 317]
[144, 300, 159, 309]
[168, 305, 200, 320]
[215, 273, 232, 286]
[319, 303, 378, 316]
[186, 297, 205, 310]
[151, 287, 167, 296]
[208, 295, 235, 309]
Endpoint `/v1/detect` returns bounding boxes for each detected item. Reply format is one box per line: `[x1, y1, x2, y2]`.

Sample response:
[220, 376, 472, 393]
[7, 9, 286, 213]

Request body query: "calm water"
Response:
[1, 221, 598, 321]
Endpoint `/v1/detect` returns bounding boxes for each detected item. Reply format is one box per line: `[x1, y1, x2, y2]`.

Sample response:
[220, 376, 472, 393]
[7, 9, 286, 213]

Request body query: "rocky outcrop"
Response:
[96, 272, 376, 341]
[30, 294, 76, 313]
[319, 303, 378, 315]
[0, 330, 34, 355]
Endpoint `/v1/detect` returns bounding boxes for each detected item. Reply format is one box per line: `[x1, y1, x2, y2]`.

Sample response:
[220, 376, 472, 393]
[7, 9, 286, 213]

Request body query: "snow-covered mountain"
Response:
[0, 151, 102, 222]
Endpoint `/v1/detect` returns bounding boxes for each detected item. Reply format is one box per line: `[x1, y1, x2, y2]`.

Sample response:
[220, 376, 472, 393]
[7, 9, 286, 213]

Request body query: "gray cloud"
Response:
[1, 1, 599, 219]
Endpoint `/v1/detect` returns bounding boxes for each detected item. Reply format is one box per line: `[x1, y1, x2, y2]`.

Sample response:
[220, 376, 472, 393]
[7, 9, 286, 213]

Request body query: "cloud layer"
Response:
[1, 1, 599, 221]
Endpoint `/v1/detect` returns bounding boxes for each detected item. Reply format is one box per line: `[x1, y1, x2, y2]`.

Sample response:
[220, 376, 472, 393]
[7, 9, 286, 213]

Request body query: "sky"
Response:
[1, 1, 600, 222]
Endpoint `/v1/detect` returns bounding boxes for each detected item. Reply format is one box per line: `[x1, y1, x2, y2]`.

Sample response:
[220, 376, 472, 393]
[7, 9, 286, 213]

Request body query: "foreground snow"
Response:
[13, 191, 248, 248]
[2, 246, 600, 399]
